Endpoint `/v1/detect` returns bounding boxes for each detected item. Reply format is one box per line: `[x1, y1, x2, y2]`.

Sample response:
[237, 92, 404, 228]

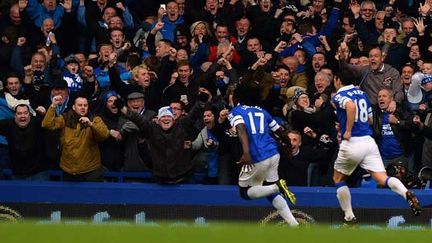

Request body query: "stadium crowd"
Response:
[0, 0, 432, 186]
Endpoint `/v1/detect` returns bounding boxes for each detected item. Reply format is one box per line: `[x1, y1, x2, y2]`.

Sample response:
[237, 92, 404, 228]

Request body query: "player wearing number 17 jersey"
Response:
[228, 84, 298, 226]
[332, 69, 421, 225]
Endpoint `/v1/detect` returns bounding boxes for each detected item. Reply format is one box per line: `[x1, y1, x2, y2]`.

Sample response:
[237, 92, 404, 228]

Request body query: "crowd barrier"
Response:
[0, 180, 431, 226]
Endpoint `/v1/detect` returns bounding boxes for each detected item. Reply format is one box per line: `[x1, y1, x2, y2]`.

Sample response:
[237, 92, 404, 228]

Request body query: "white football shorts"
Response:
[334, 136, 386, 175]
[238, 153, 280, 187]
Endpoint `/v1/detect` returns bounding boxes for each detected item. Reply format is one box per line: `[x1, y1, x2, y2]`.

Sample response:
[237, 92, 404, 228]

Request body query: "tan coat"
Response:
[42, 107, 110, 174]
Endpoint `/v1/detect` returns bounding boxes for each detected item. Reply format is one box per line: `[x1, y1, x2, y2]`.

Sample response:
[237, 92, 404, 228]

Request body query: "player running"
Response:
[228, 84, 298, 226]
[332, 69, 421, 225]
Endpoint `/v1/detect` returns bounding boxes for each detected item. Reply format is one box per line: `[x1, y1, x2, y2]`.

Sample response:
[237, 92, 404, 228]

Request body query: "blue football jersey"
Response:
[332, 85, 373, 137]
[228, 105, 280, 163]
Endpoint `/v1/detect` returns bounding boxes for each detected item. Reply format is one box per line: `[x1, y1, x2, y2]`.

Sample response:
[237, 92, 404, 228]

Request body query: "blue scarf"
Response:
[50, 95, 70, 115]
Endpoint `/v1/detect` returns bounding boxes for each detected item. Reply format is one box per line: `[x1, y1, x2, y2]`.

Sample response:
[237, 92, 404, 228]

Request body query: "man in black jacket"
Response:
[0, 104, 48, 180]
[119, 93, 211, 184]
[372, 88, 414, 168]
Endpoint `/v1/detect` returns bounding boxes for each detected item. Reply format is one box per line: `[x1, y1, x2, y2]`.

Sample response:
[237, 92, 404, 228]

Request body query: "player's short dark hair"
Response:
[233, 83, 262, 106]
[335, 68, 357, 86]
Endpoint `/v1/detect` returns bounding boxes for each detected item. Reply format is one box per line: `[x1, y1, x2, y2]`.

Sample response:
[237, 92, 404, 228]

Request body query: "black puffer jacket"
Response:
[372, 105, 414, 156]
[125, 103, 203, 183]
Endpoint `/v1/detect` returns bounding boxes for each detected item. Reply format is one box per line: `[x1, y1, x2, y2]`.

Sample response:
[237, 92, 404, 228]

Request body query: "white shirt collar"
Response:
[337, 84, 355, 93]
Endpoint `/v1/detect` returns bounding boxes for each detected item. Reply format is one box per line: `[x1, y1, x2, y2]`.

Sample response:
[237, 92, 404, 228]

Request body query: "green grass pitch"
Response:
[1, 222, 431, 243]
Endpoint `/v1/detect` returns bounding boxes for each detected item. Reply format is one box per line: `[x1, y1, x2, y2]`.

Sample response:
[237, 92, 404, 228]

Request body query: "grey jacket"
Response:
[340, 61, 403, 105]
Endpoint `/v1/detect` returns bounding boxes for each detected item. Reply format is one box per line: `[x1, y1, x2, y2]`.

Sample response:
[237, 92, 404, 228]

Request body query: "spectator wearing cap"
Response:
[109, 63, 164, 112]
[289, 88, 336, 186]
[173, 24, 191, 51]
[42, 96, 115, 182]
[126, 91, 156, 121]
[283, 86, 306, 118]
[120, 99, 208, 184]
[98, 90, 125, 171]
[24, 72, 95, 116]
[98, 90, 150, 172]
[0, 104, 49, 180]
[403, 71, 424, 112]
[63, 54, 84, 93]
[412, 74, 432, 177]
[420, 74, 432, 106]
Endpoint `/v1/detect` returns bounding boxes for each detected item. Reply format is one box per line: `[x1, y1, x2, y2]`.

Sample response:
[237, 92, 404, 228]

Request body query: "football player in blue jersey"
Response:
[332, 69, 421, 225]
[228, 84, 299, 226]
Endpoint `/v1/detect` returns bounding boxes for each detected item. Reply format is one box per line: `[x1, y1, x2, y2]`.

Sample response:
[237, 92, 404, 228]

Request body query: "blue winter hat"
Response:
[292, 88, 308, 104]
[102, 90, 118, 103]
[421, 74, 432, 86]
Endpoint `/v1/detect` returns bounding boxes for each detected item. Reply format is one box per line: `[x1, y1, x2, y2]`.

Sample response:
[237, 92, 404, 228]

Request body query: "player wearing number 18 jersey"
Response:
[332, 69, 421, 225]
